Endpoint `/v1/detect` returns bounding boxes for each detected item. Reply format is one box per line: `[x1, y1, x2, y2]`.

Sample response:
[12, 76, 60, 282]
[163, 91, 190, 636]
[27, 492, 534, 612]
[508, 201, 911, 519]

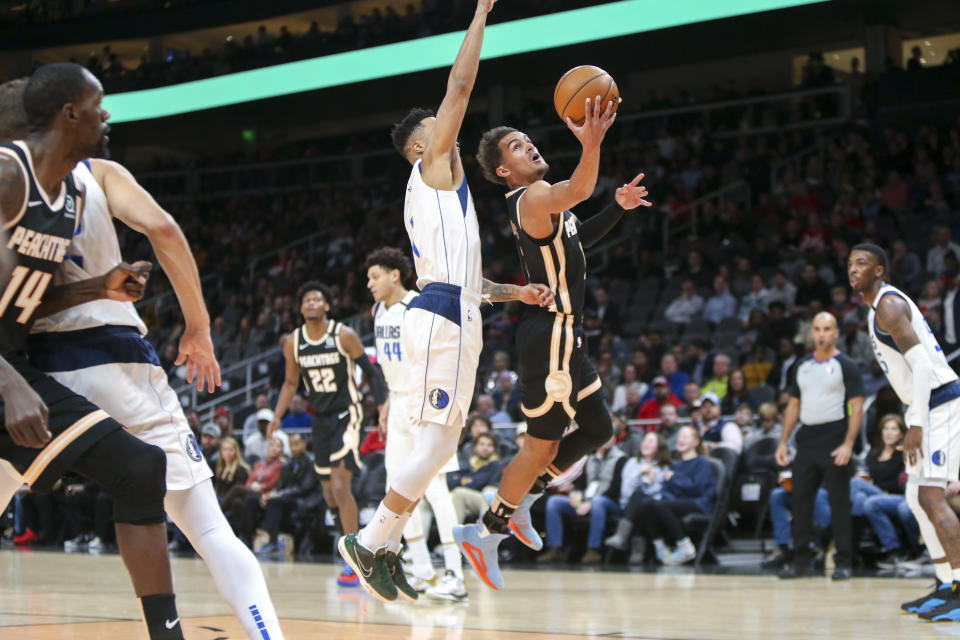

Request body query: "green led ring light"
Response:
[103, 0, 828, 123]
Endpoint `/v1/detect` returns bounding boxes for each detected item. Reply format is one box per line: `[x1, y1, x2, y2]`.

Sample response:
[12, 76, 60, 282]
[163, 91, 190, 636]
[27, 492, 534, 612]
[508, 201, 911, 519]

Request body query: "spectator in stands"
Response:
[942, 266, 960, 357]
[836, 313, 873, 371]
[703, 275, 738, 325]
[742, 344, 773, 390]
[604, 432, 674, 554]
[222, 437, 285, 546]
[213, 406, 234, 439]
[483, 350, 516, 394]
[185, 409, 202, 440]
[210, 316, 232, 357]
[681, 339, 710, 384]
[680, 381, 702, 417]
[449, 432, 504, 523]
[458, 413, 492, 466]
[659, 353, 690, 400]
[591, 286, 621, 334]
[617, 425, 715, 565]
[744, 402, 782, 445]
[906, 45, 924, 71]
[657, 403, 682, 451]
[664, 280, 704, 324]
[242, 393, 271, 442]
[767, 271, 797, 309]
[612, 411, 642, 457]
[475, 393, 511, 426]
[200, 423, 221, 469]
[612, 363, 647, 413]
[793, 263, 831, 314]
[244, 408, 291, 461]
[280, 394, 312, 431]
[889, 239, 922, 292]
[856, 415, 919, 563]
[739, 275, 770, 322]
[701, 392, 744, 453]
[638, 377, 682, 421]
[918, 279, 942, 314]
[491, 371, 523, 422]
[701, 353, 732, 398]
[763, 474, 831, 570]
[770, 337, 800, 390]
[213, 437, 250, 500]
[539, 436, 627, 564]
[721, 369, 750, 415]
[827, 286, 856, 322]
[631, 349, 654, 383]
[254, 434, 321, 555]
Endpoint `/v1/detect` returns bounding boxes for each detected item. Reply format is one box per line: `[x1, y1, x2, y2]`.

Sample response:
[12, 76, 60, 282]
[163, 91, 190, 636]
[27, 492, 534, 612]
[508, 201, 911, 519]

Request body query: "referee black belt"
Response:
[930, 380, 960, 410]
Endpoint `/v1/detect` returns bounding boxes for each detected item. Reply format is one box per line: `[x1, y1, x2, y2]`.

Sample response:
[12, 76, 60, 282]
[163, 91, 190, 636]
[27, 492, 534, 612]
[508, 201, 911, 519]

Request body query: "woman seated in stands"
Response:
[221, 437, 285, 545]
[852, 414, 919, 562]
[612, 425, 715, 565]
[213, 437, 251, 500]
[604, 432, 673, 556]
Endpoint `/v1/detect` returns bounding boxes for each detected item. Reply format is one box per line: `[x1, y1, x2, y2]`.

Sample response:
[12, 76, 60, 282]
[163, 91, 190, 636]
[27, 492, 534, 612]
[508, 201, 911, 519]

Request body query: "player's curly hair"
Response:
[364, 247, 411, 282]
[476, 126, 518, 185]
[390, 107, 434, 157]
[0, 78, 29, 141]
[296, 281, 334, 310]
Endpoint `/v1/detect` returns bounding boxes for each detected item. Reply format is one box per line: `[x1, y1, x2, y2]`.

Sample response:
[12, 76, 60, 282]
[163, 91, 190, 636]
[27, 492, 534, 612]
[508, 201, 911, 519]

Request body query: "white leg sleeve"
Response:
[424, 473, 458, 545]
[907, 481, 947, 560]
[165, 480, 285, 640]
[388, 421, 462, 502]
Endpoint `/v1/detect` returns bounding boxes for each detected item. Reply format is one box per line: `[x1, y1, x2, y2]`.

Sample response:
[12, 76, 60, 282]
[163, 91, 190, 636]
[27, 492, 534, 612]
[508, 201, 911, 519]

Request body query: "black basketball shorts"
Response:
[516, 313, 602, 440]
[312, 403, 363, 476]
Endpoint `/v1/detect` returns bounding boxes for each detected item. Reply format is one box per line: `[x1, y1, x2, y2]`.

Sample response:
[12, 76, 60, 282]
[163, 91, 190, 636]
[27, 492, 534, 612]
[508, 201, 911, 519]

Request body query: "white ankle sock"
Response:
[951, 566, 960, 584]
[442, 542, 463, 579]
[936, 562, 953, 584]
[386, 510, 412, 553]
[359, 503, 402, 550]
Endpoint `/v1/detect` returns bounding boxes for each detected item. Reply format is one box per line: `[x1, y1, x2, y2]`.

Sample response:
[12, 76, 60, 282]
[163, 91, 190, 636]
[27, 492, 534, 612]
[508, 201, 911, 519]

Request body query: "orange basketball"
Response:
[554, 65, 620, 126]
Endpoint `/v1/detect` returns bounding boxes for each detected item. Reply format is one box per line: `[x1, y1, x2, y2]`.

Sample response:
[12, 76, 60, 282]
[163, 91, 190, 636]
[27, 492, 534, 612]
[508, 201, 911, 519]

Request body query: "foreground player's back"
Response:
[404, 160, 481, 294]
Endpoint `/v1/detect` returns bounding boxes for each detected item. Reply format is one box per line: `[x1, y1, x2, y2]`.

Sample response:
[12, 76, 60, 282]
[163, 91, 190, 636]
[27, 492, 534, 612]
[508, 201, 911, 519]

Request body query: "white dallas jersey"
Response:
[867, 282, 957, 405]
[403, 159, 482, 295]
[373, 291, 418, 394]
[31, 161, 147, 336]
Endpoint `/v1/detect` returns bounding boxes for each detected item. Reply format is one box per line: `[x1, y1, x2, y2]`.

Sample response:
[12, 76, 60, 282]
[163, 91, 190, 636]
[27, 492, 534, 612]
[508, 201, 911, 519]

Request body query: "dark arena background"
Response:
[2, 0, 960, 638]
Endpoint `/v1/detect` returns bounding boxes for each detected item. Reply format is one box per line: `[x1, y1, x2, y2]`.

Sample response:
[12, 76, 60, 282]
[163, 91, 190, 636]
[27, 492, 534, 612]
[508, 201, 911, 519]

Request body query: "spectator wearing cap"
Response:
[200, 423, 221, 469]
[491, 370, 523, 422]
[213, 406, 233, 439]
[703, 275, 738, 325]
[664, 280, 704, 324]
[836, 313, 872, 371]
[640, 354, 689, 403]
[637, 377, 682, 421]
[244, 408, 291, 462]
[280, 394, 312, 431]
[242, 393, 271, 443]
[699, 392, 743, 453]
[701, 353, 732, 399]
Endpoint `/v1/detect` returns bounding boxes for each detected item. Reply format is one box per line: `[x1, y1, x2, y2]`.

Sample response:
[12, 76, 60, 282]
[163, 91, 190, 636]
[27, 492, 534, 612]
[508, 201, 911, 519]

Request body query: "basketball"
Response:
[553, 65, 620, 125]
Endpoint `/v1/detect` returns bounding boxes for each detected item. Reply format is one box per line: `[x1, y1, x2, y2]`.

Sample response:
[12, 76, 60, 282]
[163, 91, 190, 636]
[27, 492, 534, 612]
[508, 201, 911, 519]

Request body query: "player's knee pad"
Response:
[109, 438, 167, 525]
[574, 391, 614, 447]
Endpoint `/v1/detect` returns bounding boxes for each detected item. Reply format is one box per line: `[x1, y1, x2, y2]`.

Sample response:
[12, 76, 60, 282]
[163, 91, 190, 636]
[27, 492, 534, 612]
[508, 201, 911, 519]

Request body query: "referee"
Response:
[775, 312, 865, 580]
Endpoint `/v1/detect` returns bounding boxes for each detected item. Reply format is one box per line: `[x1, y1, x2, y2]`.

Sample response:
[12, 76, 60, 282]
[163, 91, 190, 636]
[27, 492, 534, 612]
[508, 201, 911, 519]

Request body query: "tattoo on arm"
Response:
[482, 278, 520, 303]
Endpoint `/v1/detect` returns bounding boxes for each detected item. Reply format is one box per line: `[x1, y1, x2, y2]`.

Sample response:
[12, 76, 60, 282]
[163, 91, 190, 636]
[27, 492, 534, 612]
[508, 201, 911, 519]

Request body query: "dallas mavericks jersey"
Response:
[506, 186, 586, 320]
[0, 141, 82, 352]
[292, 320, 360, 415]
[373, 291, 417, 394]
[403, 160, 482, 295]
[868, 282, 957, 405]
[31, 161, 147, 336]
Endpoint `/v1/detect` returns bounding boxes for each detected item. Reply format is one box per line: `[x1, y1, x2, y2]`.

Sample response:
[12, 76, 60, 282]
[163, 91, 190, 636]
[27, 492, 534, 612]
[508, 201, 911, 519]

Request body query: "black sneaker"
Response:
[831, 565, 852, 581]
[385, 550, 419, 602]
[902, 580, 950, 613]
[919, 582, 960, 622]
[778, 560, 817, 579]
[762, 551, 792, 570]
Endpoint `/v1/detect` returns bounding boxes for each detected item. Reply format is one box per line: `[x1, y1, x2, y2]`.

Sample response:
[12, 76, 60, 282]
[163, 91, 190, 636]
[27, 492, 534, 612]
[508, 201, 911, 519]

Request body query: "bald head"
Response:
[811, 311, 839, 352]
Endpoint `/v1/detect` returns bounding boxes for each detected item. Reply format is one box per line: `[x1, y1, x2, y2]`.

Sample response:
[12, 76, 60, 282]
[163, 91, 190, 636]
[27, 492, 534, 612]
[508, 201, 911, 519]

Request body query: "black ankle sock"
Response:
[140, 594, 183, 640]
[482, 509, 510, 534]
[530, 473, 551, 494]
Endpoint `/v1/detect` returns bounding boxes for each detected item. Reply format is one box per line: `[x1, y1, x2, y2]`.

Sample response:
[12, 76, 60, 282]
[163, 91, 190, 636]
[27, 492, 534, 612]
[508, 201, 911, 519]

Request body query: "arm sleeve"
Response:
[904, 344, 933, 428]
[356, 353, 387, 404]
[576, 200, 626, 249]
[839, 354, 865, 399]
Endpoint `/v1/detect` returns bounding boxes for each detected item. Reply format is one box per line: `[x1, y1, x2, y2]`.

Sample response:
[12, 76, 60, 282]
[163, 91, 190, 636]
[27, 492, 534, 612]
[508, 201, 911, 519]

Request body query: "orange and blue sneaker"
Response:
[337, 565, 359, 587]
[453, 523, 507, 591]
[484, 491, 543, 551]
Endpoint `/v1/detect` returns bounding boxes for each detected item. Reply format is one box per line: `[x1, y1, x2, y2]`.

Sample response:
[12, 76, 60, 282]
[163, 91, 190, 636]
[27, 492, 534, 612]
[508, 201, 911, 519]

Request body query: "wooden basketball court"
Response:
[0, 549, 952, 639]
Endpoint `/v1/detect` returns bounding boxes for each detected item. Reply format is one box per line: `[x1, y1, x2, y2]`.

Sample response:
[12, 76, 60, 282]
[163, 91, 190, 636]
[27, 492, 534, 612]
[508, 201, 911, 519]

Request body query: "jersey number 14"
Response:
[0, 266, 52, 324]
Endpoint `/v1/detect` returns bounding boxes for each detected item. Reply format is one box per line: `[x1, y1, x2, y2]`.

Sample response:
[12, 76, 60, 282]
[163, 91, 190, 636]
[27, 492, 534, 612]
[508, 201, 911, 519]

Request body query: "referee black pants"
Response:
[792, 420, 853, 568]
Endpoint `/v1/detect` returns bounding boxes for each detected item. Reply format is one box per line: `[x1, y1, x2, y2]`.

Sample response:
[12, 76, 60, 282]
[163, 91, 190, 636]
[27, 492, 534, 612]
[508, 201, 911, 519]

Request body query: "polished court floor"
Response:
[0, 550, 957, 639]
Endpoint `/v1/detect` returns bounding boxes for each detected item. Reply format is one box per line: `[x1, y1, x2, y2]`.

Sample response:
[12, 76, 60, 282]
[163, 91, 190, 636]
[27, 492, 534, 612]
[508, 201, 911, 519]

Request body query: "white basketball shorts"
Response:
[909, 383, 960, 487]
[385, 391, 458, 476]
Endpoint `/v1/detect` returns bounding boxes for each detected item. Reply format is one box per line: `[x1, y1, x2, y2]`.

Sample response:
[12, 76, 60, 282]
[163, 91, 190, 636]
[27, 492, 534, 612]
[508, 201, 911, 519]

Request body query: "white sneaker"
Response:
[64, 534, 87, 552]
[407, 572, 437, 594]
[88, 536, 105, 552]
[661, 540, 696, 566]
[426, 570, 469, 603]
